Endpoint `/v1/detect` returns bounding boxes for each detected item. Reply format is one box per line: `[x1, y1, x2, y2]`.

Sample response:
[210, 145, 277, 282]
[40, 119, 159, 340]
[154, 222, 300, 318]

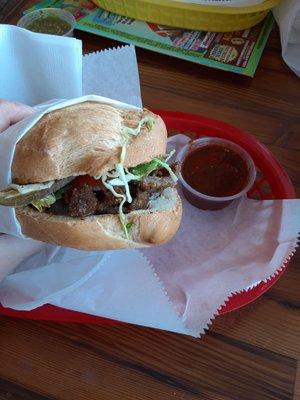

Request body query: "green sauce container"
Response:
[17, 8, 76, 37]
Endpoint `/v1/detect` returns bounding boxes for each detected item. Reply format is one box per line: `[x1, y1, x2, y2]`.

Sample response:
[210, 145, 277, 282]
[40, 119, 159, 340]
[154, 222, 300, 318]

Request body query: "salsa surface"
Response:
[182, 144, 249, 197]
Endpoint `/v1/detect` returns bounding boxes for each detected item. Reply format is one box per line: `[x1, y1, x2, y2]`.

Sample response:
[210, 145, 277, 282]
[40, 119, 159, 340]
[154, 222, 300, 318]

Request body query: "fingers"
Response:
[0, 99, 34, 133]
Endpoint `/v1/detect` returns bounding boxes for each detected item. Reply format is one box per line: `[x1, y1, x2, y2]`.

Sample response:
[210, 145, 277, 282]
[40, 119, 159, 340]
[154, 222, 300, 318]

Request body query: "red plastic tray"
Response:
[0, 111, 296, 323]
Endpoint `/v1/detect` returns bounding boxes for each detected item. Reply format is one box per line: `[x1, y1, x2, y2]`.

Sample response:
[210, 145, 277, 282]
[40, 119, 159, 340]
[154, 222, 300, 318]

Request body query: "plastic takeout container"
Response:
[17, 8, 76, 37]
[177, 137, 256, 210]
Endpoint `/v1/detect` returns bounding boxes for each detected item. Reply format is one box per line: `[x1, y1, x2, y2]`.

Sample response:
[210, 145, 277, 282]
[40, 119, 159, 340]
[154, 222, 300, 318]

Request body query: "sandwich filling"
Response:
[43, 160, 178, 222]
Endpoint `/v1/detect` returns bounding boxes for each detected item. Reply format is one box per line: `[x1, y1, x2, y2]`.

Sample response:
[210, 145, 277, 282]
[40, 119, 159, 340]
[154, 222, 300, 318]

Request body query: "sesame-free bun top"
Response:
[12, 101, 167, 184]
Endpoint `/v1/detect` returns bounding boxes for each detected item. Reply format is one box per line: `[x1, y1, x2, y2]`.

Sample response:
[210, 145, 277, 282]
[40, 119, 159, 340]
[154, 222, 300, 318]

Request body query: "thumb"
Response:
[0, 100, 34, 133]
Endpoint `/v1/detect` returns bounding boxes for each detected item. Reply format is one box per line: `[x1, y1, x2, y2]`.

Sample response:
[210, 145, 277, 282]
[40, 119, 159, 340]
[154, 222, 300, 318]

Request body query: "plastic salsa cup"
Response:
[177, 137, 256, 210]
[17, 8, 76, 37]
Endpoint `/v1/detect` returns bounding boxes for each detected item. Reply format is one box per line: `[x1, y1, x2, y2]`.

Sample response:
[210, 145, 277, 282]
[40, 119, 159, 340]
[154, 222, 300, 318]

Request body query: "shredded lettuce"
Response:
[115, 163, 133, 203]
[31, 194, 56, 212]
[118, 197, 128, 236]
[122, 116, 154, 139]
[101, 173, 124, 199]
[126, 222, 133, 233]
[165, 149, 176, 162]
[101, 117, 155, 238]
[102, 145, 177, 238]
[129, 150, 177, 180]
[101, 172, 130, 237]
[152, 158, 178, 183]
[97, 119, 177, 238]
[108, 172, 139, 187]
[119, 116, 155, 164]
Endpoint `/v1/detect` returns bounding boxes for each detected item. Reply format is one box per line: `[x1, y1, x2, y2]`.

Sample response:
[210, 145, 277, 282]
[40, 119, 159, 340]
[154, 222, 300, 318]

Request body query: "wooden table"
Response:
[1, 2, 300, 399]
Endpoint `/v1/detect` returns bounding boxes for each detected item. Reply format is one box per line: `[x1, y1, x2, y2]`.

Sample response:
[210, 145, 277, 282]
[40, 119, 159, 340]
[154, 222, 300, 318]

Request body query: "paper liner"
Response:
[139, 135, 300, 337]
[204, 231, 298, 337]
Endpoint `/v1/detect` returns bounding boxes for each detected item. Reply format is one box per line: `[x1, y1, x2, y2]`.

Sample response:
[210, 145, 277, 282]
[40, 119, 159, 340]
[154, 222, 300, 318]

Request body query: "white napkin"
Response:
[0, 25, 82, 105]
[273, 0, 300, 77]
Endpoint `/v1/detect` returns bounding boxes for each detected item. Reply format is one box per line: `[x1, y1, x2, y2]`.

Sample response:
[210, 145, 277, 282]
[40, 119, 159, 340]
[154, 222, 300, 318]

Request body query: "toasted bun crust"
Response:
[16, 188, 182, 250]
[12, 102, 167, 184]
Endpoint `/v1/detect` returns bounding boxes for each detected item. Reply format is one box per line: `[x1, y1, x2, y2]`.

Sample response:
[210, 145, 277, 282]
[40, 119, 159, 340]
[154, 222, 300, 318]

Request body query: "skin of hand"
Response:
[0, 99, 34, 133]
[0, 99, 37, 282]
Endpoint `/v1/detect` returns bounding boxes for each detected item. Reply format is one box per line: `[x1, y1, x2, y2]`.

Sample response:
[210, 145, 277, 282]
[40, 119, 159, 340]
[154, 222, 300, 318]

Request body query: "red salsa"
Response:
[182, 144, 249, 197]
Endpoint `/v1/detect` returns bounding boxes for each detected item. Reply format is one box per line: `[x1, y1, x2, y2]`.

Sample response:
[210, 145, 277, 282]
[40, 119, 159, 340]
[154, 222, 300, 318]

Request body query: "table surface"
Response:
[1, 2, 300, 400]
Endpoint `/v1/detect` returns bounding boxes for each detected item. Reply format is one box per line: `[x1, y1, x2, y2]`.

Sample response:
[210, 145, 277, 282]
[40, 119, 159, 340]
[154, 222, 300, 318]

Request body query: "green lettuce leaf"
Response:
[31, 194, 56, 212]
[126, 222, 134, 233]
[129, 157, 165, 177]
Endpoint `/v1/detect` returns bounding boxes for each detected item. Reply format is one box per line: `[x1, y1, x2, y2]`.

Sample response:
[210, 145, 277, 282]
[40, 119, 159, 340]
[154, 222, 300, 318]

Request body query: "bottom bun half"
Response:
[16, 188, 182, 251]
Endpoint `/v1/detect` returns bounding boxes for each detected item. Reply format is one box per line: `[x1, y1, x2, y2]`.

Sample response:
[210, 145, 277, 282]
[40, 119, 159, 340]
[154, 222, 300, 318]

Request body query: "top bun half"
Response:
[12, 101, 167, 184]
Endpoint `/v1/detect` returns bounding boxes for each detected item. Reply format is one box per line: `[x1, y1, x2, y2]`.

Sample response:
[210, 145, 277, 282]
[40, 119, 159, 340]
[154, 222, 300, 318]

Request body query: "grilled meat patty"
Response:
[47, 165, 178, 218]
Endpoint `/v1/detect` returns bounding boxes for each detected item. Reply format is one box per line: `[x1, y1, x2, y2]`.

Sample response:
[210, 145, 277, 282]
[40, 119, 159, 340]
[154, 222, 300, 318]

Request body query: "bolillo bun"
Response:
[16, 188, 182, 250]
[12, 102, 167, 184]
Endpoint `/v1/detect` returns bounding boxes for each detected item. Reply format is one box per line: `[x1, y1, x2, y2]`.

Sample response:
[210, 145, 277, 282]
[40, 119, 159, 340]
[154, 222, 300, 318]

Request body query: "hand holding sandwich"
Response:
[0, 99, 33, 133]
[0, 100, 42, 282]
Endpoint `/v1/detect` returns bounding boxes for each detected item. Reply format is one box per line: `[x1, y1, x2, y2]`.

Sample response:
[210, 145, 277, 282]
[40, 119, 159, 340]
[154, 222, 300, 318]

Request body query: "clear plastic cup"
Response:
[17, 8, 76, 37]
[177, 137, 256, 210]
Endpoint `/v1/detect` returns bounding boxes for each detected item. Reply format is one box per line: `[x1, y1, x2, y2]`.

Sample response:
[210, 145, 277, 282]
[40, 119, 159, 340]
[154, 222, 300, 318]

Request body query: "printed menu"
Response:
[30, 0, 274, 76]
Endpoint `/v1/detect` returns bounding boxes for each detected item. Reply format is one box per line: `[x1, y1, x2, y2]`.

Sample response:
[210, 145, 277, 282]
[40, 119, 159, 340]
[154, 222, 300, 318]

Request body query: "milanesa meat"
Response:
[135, 176, 175, 192]
[47, 169, 177, 218]
[64, 185, 99, 217]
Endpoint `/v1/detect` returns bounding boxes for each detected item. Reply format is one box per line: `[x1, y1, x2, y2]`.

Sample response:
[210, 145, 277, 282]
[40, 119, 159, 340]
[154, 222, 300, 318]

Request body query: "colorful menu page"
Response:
[31, 0, 274, 77]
